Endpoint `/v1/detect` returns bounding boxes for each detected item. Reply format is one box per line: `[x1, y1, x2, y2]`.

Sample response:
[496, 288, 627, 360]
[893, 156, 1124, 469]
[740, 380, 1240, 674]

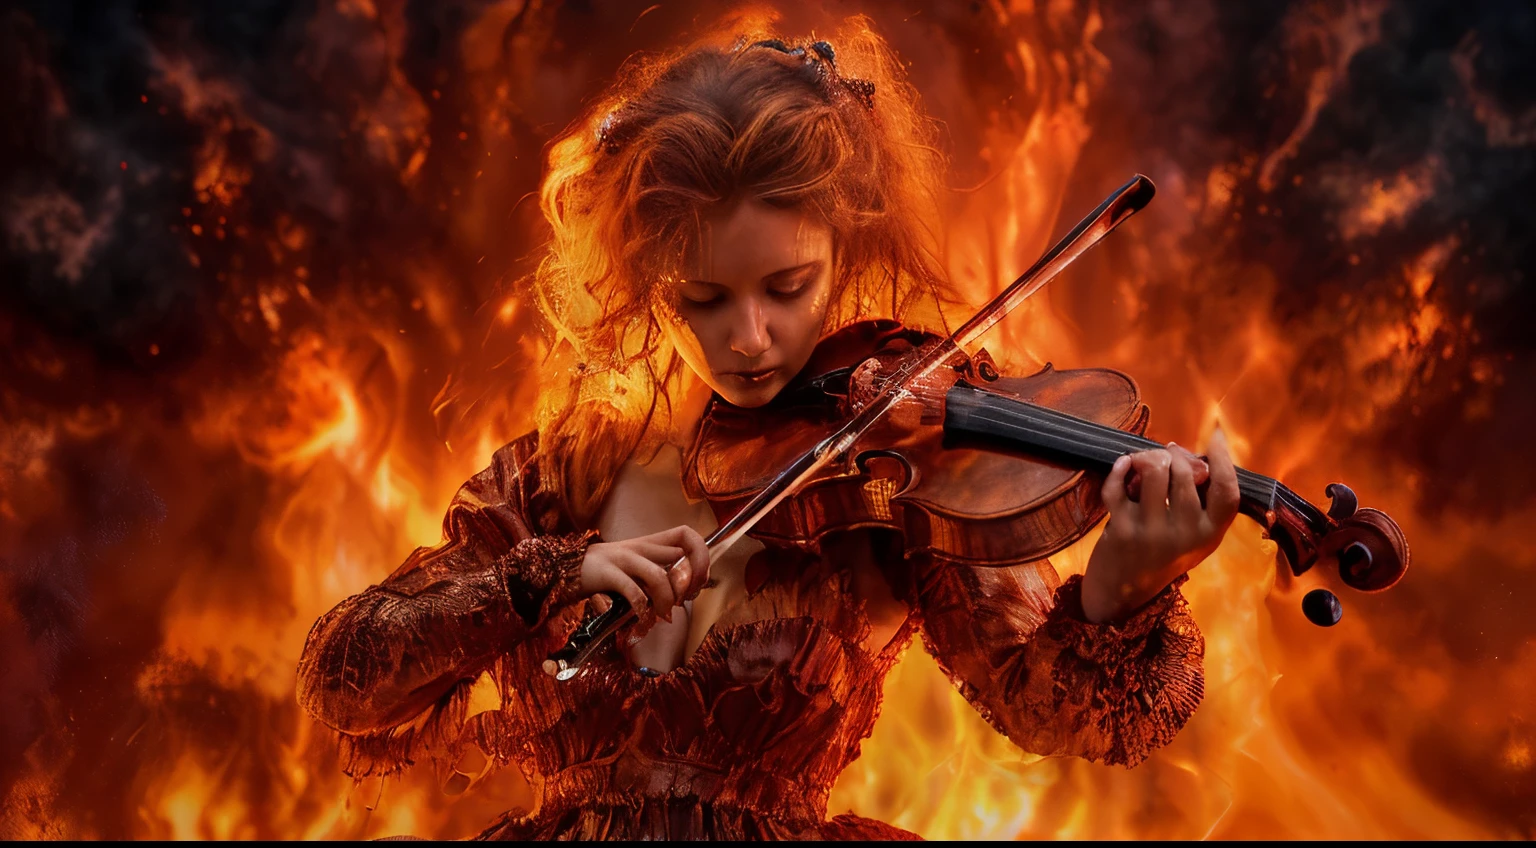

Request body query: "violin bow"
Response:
[544, 175, 1157, 680]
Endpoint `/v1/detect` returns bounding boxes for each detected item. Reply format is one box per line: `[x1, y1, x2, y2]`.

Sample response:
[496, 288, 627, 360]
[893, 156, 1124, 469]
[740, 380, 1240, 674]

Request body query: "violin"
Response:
[545, 175, 1409, 679]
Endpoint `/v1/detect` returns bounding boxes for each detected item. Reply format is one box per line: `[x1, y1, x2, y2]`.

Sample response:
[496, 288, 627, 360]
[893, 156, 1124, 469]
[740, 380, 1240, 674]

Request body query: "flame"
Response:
[1339, 164, 1439, 241]
[3, 0, 1530, 842]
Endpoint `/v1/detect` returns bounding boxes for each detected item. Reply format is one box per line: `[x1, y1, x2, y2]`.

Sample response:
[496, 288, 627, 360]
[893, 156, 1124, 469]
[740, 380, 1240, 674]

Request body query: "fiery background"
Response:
[2, 0, 1533, 839]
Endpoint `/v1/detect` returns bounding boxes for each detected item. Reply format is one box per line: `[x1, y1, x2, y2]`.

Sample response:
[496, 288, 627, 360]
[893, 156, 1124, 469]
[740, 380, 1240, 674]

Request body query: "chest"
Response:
[593, 446, 761, 668]
[593, 447, 908, 672]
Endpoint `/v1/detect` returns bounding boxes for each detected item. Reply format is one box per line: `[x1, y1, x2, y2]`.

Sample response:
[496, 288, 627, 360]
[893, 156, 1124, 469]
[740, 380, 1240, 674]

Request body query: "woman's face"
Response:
[658, 197, 834, 408]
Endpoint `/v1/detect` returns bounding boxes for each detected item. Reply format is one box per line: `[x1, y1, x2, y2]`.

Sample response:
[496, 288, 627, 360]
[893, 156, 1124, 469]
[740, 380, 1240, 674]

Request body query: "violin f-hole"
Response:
[854, 449, 920, 500]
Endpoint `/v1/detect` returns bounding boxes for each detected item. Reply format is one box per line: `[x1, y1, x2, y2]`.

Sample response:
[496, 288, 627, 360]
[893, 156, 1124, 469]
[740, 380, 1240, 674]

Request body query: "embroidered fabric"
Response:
[295, 432, 1205, 839]
[915, 557, 1204, 768]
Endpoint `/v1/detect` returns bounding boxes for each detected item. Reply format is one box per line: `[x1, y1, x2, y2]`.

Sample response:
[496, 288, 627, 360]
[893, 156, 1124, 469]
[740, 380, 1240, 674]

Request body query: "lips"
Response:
[724, 367, 780, 384]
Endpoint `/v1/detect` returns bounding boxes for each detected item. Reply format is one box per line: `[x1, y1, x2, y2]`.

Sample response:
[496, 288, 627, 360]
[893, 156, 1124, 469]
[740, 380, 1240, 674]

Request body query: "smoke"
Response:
[1075, 0, 1536, 515]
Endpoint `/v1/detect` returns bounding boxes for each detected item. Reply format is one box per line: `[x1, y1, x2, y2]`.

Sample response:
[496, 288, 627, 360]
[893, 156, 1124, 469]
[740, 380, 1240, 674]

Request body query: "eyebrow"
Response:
[683, 260, 823, 287]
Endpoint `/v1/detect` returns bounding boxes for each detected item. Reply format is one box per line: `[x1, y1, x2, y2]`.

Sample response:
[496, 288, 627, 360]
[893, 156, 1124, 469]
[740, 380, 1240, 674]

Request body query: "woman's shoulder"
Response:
[469, 430, 576, 536]
[489, 430, 542, 482]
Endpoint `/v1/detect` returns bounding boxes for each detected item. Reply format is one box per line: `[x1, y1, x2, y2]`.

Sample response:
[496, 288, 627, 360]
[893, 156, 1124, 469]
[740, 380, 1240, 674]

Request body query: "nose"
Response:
[728, 296, 771, 359]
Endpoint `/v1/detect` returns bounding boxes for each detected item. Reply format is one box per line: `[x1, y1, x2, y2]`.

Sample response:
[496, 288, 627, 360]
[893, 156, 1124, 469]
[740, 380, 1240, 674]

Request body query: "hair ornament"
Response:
[743, 38, 877, 113]
[595, 106, 639, 153]
[598, 36, 879, 155]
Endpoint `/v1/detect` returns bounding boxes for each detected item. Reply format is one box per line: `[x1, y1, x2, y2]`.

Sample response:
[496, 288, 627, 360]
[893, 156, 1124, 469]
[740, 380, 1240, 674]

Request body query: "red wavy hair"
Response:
[531, 16, 961, 525]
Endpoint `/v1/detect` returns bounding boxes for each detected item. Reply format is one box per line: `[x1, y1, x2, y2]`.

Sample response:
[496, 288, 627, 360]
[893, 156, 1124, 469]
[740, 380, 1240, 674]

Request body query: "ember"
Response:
[2, 0, 1532, 840]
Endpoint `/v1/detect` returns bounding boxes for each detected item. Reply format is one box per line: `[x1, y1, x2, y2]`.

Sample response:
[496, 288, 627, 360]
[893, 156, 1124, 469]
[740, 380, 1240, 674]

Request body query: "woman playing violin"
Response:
[297, 21, 1240, 840]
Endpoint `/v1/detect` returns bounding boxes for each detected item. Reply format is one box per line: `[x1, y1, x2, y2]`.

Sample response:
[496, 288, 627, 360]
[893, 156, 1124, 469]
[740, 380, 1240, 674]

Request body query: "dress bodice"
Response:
[472, 536, 921, 839]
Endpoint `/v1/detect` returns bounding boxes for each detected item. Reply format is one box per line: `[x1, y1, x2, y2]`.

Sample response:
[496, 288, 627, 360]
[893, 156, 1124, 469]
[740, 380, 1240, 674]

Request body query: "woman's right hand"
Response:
[576, 525, 711, 626]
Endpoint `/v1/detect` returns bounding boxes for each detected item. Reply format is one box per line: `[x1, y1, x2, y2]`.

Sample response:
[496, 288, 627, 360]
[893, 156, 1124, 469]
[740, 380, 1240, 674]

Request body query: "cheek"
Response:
[687, 313, 732, 363]
[779, 284, 833, 354]
[771, 302, 820, 351]
[659, 307, 725, 378]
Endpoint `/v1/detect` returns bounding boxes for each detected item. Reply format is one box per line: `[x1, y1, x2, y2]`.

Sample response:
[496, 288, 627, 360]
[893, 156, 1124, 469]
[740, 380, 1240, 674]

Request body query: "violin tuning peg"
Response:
[1302, 588, 1342, 627]
[1324, 482, 1359, 521]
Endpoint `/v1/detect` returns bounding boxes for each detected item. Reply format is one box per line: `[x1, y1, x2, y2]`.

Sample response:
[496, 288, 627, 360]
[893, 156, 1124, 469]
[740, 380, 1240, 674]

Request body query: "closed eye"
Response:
[681, 292, 726, 308]
[767, 263, 822, 299]
[769, 279, 810, 299]
[678, 281, 727, 308]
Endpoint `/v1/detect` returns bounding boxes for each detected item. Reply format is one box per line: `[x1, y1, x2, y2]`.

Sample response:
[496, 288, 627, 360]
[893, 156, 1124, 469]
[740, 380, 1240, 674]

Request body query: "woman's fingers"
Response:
[1168, 442, 1210, 487]
[630, 541, 685, 565]
[628, 541, 690, 598]
[619, 549, 677, 621]
[1102, 454, 1134, 515]
[1167, 442, 1203, 523]
[1131, 449, 1173, 517]
[602, 568, 648, 618]
[667, 561, 690, 601]
[588, 527, 710, 622]
[648, 525, 711, 599]
[1203, 427, 1241, 527]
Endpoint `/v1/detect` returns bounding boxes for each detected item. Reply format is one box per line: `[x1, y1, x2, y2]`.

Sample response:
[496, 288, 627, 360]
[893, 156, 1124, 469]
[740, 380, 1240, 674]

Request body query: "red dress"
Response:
[296, 430, 1204, 840]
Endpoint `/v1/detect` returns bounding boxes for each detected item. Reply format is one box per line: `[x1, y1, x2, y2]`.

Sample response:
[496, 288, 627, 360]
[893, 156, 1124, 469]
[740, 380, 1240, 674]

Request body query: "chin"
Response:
[714, 376, 787, 408]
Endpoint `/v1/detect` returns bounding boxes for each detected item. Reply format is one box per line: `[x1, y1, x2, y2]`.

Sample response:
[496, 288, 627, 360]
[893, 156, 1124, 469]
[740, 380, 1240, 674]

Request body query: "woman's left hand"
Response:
[1080, 428, 1241, 624]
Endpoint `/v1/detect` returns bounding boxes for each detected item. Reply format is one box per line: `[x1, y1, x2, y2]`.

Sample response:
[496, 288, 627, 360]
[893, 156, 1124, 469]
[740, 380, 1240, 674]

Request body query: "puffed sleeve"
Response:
[295, 433, 594, 775]
[914, 556, 1204, 768]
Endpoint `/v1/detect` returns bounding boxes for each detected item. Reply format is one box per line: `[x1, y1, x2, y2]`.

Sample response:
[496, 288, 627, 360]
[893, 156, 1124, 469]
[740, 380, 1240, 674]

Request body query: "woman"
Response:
[296, 22, 1239, 841]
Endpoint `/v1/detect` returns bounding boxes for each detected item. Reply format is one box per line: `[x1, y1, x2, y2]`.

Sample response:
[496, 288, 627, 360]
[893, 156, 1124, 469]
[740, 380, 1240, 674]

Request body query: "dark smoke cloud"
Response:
[1068, 0, 1536, 514]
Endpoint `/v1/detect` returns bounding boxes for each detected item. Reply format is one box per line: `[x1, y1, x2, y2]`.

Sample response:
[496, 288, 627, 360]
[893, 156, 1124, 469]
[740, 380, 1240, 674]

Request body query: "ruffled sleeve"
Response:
[295, 433, 594, 775]
[914, 556, 1204, 768]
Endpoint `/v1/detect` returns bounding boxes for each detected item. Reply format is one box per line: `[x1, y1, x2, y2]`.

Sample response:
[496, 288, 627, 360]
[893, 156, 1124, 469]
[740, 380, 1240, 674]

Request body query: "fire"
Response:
[1339, 164, 1439, 241]
[2, 0, 1531, 842]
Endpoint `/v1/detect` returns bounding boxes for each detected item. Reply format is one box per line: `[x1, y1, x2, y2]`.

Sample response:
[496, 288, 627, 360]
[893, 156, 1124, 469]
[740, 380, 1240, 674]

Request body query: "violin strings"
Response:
[1004, 399, 1334, 543]
[967, 397, 1274, 492]
[952, 394, 1281, 508]
[945, 391, 1339, 567]
[969, 409, 1286, 516]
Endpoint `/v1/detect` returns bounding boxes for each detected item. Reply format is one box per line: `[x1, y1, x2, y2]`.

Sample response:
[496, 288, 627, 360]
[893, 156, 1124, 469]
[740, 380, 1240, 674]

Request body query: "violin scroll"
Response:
[1314, 482, 1408, 591]
[1320, 506, 1410, 593]
[1262, 479, 1409, 626]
